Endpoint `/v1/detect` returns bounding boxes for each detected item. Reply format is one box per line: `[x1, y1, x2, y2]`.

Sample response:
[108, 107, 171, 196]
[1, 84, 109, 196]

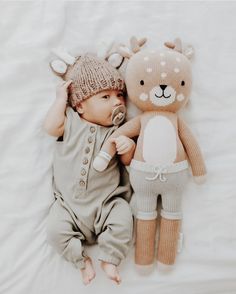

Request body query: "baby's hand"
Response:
[56, 80, 72, 101]
[110, 135, 135, 155]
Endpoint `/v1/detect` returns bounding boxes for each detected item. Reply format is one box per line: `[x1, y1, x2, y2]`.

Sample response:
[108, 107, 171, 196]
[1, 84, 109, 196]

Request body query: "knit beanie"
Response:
[64, 54, 125, 107]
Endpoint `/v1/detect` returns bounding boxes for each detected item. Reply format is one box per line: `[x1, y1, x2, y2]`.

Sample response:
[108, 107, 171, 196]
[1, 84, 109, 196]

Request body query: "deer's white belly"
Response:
[143, 116, 177, 165]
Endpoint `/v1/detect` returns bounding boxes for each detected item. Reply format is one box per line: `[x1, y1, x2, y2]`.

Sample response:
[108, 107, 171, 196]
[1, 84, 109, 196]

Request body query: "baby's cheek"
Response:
[120, 98, 125, 105]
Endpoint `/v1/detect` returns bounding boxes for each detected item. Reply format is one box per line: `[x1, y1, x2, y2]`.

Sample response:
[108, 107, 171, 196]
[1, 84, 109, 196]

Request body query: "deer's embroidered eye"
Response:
[140, 80, 144, 86]
[181, 81, 185, 86]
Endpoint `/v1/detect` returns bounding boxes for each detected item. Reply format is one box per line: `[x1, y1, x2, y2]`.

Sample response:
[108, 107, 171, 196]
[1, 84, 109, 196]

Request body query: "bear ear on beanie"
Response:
[107, 52, 124, 68]
[50, 47, 77, 76]
[95, 39, 125, 68]
[165, 38, 194, 60]
[50, 59, 68, 75]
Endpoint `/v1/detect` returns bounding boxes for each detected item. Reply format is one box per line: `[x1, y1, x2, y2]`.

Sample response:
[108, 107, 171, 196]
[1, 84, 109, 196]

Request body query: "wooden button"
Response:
[79, 180, 85, 187]
[90, 126, 96, 133]
[82, 158, 88, 165]
[88, 136, 93, 143]
[81, 168, 86, 176]
[85, 147, 90, 154]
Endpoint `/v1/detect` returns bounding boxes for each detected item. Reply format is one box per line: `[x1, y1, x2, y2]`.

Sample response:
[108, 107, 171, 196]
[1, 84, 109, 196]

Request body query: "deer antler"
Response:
[164, 38, 182, 53]
[130, 36, 147, 53]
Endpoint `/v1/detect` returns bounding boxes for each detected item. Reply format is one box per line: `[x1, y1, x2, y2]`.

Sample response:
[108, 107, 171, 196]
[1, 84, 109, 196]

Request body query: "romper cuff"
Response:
[74, 258, 86, 270]
[74, 252, 89, 270]
[98, 252, 121, 266]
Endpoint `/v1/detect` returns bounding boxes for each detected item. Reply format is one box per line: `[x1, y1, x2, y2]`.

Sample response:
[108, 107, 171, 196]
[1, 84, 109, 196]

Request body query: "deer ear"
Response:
[164, 38, 182, 53]
[130, 36, 147, 53]
[164, 41, 175, 49]
[138, 37, 147, 47]
[130, 36, 140, 53]
[173, 38, 182, 53]
[183, 45, 194, 60]
[50, 59, 68, 75]
[50, 47, 77, 76]
[117, 45, 133, 59]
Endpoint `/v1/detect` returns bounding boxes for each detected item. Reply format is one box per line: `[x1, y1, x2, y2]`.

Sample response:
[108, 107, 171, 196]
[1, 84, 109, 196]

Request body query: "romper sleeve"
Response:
[63, 107, 81, 142]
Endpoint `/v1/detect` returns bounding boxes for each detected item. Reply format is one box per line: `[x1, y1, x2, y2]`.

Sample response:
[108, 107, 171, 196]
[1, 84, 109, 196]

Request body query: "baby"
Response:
[44, 54, 135, 285]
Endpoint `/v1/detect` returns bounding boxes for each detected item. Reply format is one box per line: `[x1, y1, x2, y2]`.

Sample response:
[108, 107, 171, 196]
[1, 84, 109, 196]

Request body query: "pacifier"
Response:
[111, 105, 126, 126]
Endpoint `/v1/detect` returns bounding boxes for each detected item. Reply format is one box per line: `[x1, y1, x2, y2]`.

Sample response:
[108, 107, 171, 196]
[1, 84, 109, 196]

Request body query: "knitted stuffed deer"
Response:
[93, 38, 207, 270]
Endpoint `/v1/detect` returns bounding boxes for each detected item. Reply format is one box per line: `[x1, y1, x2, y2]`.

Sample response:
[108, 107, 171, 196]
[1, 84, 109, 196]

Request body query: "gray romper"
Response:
[47, 107, 133, 269]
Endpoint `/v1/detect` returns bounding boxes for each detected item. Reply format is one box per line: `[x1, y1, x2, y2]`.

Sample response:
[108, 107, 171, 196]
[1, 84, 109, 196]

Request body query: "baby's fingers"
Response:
[117, 145, 129, 154]
[116, 141, 127, 150]
[57, 80, 72, 91]
[63, 80, 73, 88]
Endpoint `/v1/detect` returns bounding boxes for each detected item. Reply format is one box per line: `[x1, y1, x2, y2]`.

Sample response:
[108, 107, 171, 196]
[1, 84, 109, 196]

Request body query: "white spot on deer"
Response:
[160, 61, 166, 66]
[146, 68, 153, 73]
[174, 68, 180, 73]
[161, 72, 167, 78]
[139, 93, 148, 101]
[177, 94, 185, 101]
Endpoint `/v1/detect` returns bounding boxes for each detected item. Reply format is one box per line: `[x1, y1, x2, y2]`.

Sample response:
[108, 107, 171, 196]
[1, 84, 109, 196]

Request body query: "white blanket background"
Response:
[1, 1, 236, 293]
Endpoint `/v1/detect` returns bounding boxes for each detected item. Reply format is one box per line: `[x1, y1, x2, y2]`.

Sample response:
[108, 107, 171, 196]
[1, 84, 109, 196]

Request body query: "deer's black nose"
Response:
[160, 85, 167, 91]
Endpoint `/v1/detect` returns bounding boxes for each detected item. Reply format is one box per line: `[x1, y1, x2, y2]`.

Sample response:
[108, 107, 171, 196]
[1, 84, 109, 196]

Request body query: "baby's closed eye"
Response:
[101, 95, 110, 99]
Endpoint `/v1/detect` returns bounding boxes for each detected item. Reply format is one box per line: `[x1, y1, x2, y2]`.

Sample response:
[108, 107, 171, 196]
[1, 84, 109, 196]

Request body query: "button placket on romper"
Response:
[74, 125, 97, 199]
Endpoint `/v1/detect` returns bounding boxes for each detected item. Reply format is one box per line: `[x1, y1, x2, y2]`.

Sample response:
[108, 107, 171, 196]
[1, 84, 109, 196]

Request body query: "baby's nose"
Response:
[113, 96, 122, 106]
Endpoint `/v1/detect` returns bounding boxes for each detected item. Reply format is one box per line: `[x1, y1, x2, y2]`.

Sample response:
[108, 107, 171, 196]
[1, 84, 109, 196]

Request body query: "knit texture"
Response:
[157, 217, 181, 265]
[178, 117, 207, 177]
[135, 219, 157, 265]
[64, 54, 125, 107]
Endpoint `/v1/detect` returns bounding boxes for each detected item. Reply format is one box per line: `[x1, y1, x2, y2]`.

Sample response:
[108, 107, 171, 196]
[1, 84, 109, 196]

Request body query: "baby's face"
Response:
[77, 90, 125, 126]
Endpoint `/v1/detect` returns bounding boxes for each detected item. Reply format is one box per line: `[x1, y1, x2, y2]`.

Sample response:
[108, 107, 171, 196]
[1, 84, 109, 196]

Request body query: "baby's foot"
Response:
[80, 257, 96, 285]
[100, 261, 121, 285]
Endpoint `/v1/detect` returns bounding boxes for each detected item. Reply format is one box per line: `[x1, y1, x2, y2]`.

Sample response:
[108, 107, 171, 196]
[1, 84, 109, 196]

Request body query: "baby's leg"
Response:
[97, 199, 133, 284]
[46, 199, 95, 284]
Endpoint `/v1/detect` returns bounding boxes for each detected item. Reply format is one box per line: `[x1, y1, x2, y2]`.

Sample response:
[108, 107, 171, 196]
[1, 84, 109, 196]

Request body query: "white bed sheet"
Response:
[1, 1, 236, 293]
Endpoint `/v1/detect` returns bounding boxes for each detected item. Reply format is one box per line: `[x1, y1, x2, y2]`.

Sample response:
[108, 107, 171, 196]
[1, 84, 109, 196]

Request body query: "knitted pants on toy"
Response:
[129, 159, 189, 266]
[47, 197, 133, 269]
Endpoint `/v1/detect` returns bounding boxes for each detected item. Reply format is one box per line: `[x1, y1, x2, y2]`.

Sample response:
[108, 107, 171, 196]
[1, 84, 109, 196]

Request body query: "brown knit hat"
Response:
[64, 54, 125, 107]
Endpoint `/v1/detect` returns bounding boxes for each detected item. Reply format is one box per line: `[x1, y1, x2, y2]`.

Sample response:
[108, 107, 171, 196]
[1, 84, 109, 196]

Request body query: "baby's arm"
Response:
[43, 80, 72, 137]
[93, 115, 141, 171]
[110, 136, 136, 166]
